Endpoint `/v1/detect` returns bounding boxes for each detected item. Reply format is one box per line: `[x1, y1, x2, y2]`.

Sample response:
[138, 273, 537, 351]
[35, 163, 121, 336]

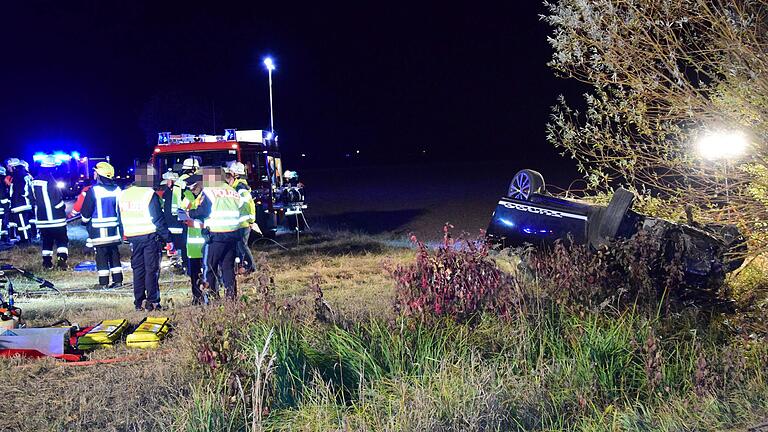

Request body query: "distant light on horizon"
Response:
[697, 130, 748, 160]
[263, 57, 275, 71]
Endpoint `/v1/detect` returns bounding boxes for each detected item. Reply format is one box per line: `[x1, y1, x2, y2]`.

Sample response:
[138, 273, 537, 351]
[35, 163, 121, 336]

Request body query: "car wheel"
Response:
[508, 169, 545, 200]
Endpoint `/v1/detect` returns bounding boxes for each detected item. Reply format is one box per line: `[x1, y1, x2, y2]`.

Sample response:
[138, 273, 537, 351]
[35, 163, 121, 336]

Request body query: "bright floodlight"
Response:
[696, 130, 748, 160]
[263, 57, 275, 71]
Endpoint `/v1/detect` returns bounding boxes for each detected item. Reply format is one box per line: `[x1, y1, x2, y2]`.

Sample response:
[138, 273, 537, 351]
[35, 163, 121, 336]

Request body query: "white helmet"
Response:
[162, 171, 179, 181]
[227, 161, 246, 176]
[182, 158, 200, 170]
[39, 155, 59, 168]
[6, 158, 20, 168]
[0, 167, 5, 176]
[284, 170, 298, 180]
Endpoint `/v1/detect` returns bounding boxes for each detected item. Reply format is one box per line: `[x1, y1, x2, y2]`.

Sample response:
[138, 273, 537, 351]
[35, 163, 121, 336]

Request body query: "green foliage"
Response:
[543, 0, 768, 256]
[175, 305, 768, 431]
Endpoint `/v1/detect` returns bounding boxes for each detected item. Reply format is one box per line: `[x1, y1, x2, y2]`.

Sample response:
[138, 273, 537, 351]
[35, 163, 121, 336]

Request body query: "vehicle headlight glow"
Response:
[56, 181, 66, 189]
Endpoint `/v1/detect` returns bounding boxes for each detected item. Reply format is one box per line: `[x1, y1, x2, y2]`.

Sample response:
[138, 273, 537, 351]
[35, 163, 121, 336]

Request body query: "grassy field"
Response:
[1, 231, 768, 431]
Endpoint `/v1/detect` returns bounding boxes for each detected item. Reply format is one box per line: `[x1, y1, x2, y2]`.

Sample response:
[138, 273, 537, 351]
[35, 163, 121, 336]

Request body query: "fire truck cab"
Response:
[151, 129, 304, 237]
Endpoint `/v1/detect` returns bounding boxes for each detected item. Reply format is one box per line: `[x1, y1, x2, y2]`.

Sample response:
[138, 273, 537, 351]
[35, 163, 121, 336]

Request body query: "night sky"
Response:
[0, 2, 580, 174]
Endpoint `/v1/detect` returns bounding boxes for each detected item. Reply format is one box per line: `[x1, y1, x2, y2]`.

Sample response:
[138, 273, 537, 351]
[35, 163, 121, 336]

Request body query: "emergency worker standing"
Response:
[119, 165, 171, 311]
[32, 156, 69, 269]
[175, 158, 200, 193]
[80, 162, 123, 288]
[225, 161, 256, 273]
[187, 167, 243, 300]
[0, 167, 9, 241]
[8, 158, 36, 244]
[161, 171, 187, 271]
[180, 174, 206, 304]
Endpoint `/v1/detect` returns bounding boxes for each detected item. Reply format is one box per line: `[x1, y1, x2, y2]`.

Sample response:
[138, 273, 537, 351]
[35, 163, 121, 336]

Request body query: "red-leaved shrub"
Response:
[388, 225, 519, 322]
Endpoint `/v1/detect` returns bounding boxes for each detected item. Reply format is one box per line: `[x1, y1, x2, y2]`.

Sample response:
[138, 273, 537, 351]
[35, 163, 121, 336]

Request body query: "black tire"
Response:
[588, 188, 634, 249]
[508, 169, 545, 200]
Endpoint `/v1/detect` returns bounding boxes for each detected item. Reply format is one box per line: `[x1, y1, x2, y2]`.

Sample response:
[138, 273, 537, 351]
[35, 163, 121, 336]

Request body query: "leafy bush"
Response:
[522, 231, 686, 316]
[387, 225, 521, 322]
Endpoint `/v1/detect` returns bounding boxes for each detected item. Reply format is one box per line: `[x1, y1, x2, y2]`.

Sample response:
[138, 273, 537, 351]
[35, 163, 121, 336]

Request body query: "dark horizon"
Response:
[0, 2, 583, 178]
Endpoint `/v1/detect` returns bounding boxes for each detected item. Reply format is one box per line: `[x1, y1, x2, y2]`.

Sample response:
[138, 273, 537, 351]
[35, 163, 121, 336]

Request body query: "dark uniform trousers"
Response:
[95, 244, 123, 286]
[40, 226, 69, 268]
[12, 210, 36, 243]
[129, 234, 163, 308]
[170, 228, 188, 271]
[205, 234, 238, 300]
[189, 257, 204, 302]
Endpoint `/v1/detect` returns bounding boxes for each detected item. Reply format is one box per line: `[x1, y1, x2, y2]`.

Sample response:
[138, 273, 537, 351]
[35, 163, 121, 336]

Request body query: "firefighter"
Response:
[161, 171, 187, 272]
[0, 166, 9, 242]
[8, 158, 36, 244]
[175, 157, 200, 190]
[119, 164, 171, 311]
[80, 162, 123, 288]
[186, 167, 243, 300]
[32, 156, 69, 269]
[225, 161, 256, 273]
[68, 179, 94, 248]
[180, 174, 206, 304]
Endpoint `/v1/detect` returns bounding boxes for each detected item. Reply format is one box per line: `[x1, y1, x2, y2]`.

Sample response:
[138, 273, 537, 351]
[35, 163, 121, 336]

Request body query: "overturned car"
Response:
[486, 169, 746, 289]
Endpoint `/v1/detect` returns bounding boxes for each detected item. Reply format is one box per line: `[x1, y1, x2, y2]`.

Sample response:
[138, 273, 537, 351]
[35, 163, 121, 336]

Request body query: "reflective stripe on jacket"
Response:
[32, 176, 67, 228]
[232, 178, 255, 228]
[203, 186, 242, 233]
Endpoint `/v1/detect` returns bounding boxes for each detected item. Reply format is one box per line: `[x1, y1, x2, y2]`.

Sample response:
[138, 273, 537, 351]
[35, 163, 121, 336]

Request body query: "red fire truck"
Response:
[150, 129, 305, 237]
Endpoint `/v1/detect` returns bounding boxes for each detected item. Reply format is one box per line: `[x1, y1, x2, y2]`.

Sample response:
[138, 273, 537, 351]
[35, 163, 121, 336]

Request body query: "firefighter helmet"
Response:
[6, 158, 20, 168]
[94, 161, 115, 179]
[0, 167, 5, 176]
[162, 171, 179, 181]
[182, 158, 200, 170]
[39, 155, 59, 168]
[227, 161, 246, 176]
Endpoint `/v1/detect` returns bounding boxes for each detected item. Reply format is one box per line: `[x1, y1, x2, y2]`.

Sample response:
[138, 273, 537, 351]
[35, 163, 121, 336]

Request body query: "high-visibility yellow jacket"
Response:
[188, 184, 242, 234]
[119, 186, 170, 240]
[232, 178, 255, 228]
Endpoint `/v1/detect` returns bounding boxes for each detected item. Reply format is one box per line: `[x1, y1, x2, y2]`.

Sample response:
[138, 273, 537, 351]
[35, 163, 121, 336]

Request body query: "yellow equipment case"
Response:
[126, 317, 170, 349]
[76, 319, 130, 350]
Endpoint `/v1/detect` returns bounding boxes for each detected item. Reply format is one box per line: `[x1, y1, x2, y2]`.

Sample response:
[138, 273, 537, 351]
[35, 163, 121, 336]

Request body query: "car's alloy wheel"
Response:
[509, 169, 545, 200]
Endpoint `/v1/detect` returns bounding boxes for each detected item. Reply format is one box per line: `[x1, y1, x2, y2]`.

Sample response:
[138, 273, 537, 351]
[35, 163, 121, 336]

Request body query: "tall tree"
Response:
[543, 0, 768, 255]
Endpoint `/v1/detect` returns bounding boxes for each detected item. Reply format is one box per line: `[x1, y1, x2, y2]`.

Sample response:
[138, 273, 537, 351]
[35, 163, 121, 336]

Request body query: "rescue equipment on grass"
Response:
[76, 319, 130, 350]
[0, 327, 80, 360]
[1, 316, 173, 362]
[126, 317, 170, 349]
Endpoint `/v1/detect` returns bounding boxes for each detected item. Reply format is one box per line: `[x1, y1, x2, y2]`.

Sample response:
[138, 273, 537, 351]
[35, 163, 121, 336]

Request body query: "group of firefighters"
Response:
[0, 155, 258, 311]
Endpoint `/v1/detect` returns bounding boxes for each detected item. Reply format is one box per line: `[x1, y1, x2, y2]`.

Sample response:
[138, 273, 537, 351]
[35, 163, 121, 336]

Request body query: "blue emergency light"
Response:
[158, 132, 171, 144]
[225, 129, 236, 140]
[53, 152, 71, 162]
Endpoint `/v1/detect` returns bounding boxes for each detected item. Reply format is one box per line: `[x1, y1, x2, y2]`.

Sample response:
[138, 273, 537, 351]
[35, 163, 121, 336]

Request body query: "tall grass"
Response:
[173, 304, 768, 431]
[170, 231, 768, 431]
